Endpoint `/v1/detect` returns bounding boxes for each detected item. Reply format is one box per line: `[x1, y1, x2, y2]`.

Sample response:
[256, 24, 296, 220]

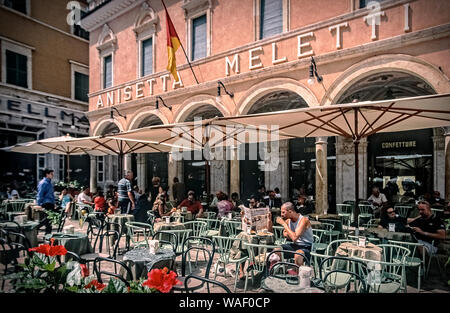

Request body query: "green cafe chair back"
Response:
[393, 205, 412, 218]
[125, 221, 153, 249]
[336, 204, 353, 215]
[243, 242, 281, 292]
[7, 200, 27, 212]
[197, 218, 222, 238]
[223, 220, 242, 238]
[183, 221, 207, 237]
[154, 229, 192, 256]
[272, 225, 286, 245]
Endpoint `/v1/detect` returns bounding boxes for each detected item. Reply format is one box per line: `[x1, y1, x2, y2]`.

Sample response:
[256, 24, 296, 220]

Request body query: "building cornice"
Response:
[81, 0, 146, 32]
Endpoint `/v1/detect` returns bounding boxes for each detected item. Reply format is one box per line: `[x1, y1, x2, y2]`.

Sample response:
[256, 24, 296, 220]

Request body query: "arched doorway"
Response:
[336, 71, 437, 203]
[241, 91, 309, 203]
[182, 104, 224, 197]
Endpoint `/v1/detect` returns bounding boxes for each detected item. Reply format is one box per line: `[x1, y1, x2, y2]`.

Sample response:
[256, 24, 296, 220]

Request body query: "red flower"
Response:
[84, 280, 106, 291]
[80, 264, 89, 277]
[29, 238, 67, 257]
[142, 267, 181, 293]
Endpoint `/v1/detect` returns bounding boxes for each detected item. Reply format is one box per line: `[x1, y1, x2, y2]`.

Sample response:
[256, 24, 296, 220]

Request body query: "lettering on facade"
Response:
[93, 3, 412, 107]
[381, 141, 417, 149]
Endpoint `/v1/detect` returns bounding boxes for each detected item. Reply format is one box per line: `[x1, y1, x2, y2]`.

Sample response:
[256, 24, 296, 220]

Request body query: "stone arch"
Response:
[127, 108, 170, 130]
[237, 77, 319, 115]
[91, 116, 125, 136]
[96, 23, 117, 51]
[133, 1, 159, 35]
[323, 54, 450, 106]
[174, 94, 230, 123]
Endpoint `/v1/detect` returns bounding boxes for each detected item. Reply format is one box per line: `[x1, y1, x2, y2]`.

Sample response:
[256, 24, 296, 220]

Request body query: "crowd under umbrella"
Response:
[108, 93, 450, 221]
[0, 134, 107, 182]
[208, 93, 450, 222]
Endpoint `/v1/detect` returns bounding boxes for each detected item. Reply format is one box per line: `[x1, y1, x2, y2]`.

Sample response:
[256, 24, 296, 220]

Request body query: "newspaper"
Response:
[242, 207, 270, 233]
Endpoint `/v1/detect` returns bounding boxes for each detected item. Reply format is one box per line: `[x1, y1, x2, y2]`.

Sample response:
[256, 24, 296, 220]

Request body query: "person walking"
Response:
[172, 177, 185, 205]
[36, 169, 56, 234]
[117, 170, 135, 214]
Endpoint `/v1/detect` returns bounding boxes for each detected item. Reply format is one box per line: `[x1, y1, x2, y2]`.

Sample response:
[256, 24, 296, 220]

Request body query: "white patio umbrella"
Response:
[109, 93, 450, 216]
[0, 134, 108, 182]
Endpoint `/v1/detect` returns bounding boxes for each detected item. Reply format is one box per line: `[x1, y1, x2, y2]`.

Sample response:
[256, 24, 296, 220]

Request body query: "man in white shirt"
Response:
[368, 187, 388, 217]
[77, 187, 94, 205]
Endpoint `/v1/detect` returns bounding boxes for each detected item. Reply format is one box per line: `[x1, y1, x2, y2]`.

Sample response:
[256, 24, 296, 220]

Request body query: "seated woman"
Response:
[153, 192, 175, 221]
[378, 207, 408, 232]
[133, 192, 152, 223]
[94, 190, 106, 213]
[106, 199, 117, 216]
[59, 188, 73, 216]
[216, 191, 234, 219]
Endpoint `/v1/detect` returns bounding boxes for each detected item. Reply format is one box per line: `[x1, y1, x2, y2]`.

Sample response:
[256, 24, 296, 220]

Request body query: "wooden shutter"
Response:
[104, 55, 112, 88]
[260, 0, 283, 39]
[142, 38, 153, 76]
[192, 14, 207, 61]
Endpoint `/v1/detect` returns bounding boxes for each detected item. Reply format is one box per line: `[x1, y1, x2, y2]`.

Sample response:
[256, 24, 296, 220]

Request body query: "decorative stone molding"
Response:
[133, 1, 159, 39]
[96, 23, 117, 53]
[181, 0, 212, 19]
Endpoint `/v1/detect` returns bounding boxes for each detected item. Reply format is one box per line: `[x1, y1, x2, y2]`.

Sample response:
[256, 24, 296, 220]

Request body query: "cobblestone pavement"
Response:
[1, 217, 449, 293]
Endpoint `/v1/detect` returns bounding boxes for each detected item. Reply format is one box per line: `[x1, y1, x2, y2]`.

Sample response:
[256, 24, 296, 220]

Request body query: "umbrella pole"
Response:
[66, 154, 70, 183]
[118, 153, 123, 181]
[353, 108, 360, 228]
[205, 159, 211, 197]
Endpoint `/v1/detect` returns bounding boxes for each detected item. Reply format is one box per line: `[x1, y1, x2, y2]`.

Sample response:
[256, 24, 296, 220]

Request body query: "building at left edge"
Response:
[0, 0, 91, 196]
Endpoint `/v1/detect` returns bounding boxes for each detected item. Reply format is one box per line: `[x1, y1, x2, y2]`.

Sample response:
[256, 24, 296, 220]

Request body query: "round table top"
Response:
[364, 227, 413, 241]
[124, 247, 175, 268]
[262, 276, 324, 293]
[154, 221, 185, 232]
[50, 232, 92, 255]
[0, 220, 39, 230]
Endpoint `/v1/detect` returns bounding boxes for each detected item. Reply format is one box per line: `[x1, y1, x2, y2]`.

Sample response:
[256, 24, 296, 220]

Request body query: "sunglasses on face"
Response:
[387, 210, 395, 214]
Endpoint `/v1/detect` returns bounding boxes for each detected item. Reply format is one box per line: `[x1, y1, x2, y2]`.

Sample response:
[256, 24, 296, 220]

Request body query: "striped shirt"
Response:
[117, 178, 132, 201]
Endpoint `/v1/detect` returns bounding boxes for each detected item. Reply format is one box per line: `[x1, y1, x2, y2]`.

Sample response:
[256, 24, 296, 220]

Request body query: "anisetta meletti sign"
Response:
[93, 3, 412, 108]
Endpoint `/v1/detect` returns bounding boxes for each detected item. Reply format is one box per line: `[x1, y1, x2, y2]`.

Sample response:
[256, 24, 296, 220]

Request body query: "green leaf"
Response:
[43, 261, 56, 272]
[104, 278, 128, 293]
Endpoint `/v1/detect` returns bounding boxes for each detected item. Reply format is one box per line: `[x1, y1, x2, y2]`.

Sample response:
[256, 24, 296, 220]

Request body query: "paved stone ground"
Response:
[1, 217, 449, 293]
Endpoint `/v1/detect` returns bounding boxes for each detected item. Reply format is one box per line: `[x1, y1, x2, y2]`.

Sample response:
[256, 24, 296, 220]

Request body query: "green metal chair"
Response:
[367, 244, 410, 293]
[272, 225, 286, 245]
[388, 240, 425, 292]
[425, 240, 443, 279]
[243, 242, 280, 292]
[320, 218, 342, 241]
[197, 218, 222, 238]
[223, 220, 242, 238]
[125, 222, 153, 249]
[358, 204, 374, 227]
[393, 205, 412, 218]
[154, 229, 192, 256]
[362, 218, 380, 228]
[319, 256, 369, 293]
[204, 211, 217, 219]
[312, 229, 329, 253]
[6, 200, 27, 212]
[183, 221, 207, 238]
[75, 203, 93, 228]
[336, 204, 353, 229]
[212, 235, 248, 292]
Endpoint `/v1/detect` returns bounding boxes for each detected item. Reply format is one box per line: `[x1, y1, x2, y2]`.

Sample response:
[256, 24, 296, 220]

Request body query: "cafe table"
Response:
[153, 221, 186, 242]
[309, 213, 341, 221]
[0, 220, 39, 247]
[335, 241, 383, 262]
[49, 232, 92, 257]
[363, 227, 413, 242]
[230, 231, 276, 260]
[6, 211, 26, 222]
[120, 247, 176, 280]
[261, 276, 324, 293]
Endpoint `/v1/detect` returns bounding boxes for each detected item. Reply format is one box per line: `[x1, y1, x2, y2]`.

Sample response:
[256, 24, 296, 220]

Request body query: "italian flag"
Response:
[165, 7, 181, 82]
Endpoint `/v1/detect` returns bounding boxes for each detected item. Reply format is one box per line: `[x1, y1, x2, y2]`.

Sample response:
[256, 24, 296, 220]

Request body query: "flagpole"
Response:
[161, 0, 199, 85]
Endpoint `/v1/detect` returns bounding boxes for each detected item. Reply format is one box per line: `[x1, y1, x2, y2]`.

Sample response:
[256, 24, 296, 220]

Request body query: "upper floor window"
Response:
[260, 0, 283, 39]
[73, 8, 90, 40]
[6, 50, 27, 88]
[103, 55, 112, 89]
[141, 37, 153, 77]
[191, 14, 207, 61]
[74, 72, 89, 102]
[359, 0, 384, 8]
[3, 0, 28, 15]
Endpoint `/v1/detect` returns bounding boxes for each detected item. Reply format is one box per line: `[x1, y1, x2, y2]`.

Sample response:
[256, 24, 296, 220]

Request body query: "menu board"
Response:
[242, 207, 270, 233]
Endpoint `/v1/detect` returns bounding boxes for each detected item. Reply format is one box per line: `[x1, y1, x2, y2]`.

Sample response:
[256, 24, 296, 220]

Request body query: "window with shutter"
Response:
[103, 55, 112, 88]
[141, 38, 153, 77]
[6, 49, 27, 88]
[260, 0, 283, 40]
[3, 0, 27, 14]
[192, 14, 207, 61]
[75, 72, 89, 102]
